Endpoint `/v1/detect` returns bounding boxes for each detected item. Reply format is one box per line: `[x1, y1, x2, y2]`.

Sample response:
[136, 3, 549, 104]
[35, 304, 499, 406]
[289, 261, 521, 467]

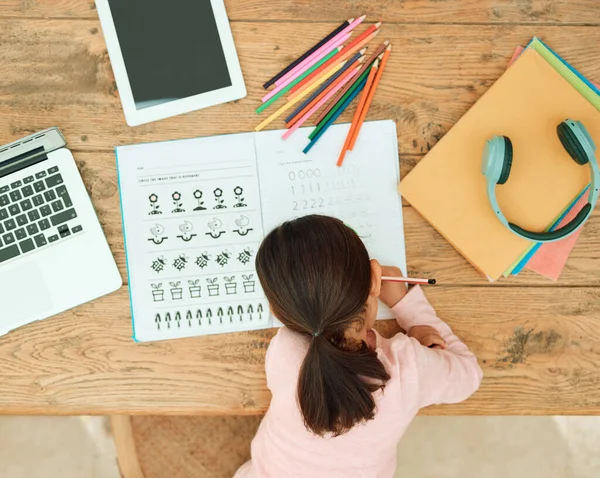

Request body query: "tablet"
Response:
[95, 0, 246, 126]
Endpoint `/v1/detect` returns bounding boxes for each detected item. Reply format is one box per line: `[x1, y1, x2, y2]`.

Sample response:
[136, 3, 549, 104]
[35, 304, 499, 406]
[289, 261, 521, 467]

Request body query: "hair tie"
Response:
[312, 331, 321, 337]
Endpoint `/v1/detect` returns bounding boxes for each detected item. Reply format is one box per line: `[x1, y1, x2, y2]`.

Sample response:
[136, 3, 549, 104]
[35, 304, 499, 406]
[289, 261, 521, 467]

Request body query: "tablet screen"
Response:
[107, 0, 233, 110]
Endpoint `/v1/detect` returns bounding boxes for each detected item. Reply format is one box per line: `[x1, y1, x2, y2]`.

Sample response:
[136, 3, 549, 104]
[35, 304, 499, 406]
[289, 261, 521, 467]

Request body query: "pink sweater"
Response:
[235, 286, 483, 478]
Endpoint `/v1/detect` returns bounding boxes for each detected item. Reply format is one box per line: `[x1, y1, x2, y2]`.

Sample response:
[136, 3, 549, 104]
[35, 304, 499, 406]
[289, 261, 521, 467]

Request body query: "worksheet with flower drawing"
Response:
[117, 133, 269, 342]
[117, 121, 405, 342]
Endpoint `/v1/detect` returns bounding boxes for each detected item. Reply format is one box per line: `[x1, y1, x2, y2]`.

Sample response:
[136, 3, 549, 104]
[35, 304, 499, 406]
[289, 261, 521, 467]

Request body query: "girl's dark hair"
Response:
[256, 215, 390, 436]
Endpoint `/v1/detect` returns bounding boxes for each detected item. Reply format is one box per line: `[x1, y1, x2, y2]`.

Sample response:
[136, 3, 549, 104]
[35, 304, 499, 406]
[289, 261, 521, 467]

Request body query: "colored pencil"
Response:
[262, 33, 350, 104]
[274, 15, 366, 87]
[287, 57, 365, 129]
[255, 61, 346, 132]
[337, 59, 379, 166]
[284, 49, 365, 124]
[309, 68, 370, 140]
[283, 66, 361, 139]
[289, 23, 381, 97]
[303, 74, 369, 153]
[256, 48, 341, 114]
[288, 31, 379, 103]
[313, 40, 389, 125]
[263, 18, 353, 89]
[348, 44, 392, 151]
[273, 31, 351, 91]
[382, 276, 437, 285]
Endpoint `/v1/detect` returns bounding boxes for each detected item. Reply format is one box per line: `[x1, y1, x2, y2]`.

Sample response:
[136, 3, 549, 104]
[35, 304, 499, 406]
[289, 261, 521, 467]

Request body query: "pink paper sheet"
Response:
[525, 193, 588, 281]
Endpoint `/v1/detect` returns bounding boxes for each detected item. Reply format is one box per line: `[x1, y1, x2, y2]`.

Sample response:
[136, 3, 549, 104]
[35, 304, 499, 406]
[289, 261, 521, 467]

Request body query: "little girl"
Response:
[235, 215, 482, 478]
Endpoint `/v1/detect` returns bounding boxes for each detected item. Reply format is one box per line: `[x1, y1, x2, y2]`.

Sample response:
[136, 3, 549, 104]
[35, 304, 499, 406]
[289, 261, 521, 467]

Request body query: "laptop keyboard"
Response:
[0, 165, 82, 264]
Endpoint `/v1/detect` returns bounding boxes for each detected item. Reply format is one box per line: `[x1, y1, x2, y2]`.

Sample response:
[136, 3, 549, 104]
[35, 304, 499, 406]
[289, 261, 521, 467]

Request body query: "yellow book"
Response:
[400, 49, 600, 280]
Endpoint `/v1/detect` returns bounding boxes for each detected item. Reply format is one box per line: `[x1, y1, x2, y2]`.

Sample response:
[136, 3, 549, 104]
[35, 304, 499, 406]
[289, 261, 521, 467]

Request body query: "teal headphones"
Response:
[482, 119, 599, 242]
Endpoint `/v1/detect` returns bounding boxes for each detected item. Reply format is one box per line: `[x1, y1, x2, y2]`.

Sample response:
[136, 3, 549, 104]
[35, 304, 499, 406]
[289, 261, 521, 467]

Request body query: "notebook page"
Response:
[255, 120, 406, 319]
[116, 133, 270, 342]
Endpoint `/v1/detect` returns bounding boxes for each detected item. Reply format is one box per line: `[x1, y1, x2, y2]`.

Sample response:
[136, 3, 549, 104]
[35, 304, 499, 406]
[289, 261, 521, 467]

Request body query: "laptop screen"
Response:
[107, 0, 233, 110]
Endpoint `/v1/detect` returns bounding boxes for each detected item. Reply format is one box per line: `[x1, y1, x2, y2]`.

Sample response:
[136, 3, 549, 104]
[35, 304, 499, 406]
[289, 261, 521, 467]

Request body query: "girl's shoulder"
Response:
[264, 327, 312, 393]
[266, 326, 310, 365]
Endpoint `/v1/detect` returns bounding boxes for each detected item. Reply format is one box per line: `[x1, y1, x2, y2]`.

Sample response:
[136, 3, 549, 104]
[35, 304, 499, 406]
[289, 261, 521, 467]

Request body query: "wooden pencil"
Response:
[337, 59, 379, 166]
[303, 74, 370, 154]
[254, 61, 346, 132]
[262, 18, 353, 89]
[287, 57, 364, 129]
[262, 33, 350, 104]
[348, 44, 392, 150]
[288, 30, 379, 103]
[313, 40, 389, 125]
[283, 66, 361, 140]
[274, 15, 366, 87]
[256, 48, 341, 114]
[284, 49, 366, 124]
[381, 276, 436, 285]
[288, 22, 381, 97]
[309, 68, 370, 141]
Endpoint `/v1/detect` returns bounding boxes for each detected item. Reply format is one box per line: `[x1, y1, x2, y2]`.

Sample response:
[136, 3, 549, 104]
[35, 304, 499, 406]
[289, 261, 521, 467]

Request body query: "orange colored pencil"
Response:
[288, 32, 378, 103]
[348, 44, 392, 151]
[313, 40, 389, 125]
[337, 59, 379, 166]
[286, 57, 365, 129]
[289, 22, 381, 96]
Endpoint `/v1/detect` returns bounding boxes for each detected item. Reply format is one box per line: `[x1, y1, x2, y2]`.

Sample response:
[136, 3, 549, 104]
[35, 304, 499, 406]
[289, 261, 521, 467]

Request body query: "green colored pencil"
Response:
[308, 68, 370, 140]
[256, 48, 341, 114]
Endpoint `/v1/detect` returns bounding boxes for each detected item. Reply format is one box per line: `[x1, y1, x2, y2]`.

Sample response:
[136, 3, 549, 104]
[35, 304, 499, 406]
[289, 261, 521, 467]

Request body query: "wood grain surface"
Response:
[1, 286, 599, 415]
[0, 0, 599, 415]
[1, 0, 599, 24]
[1, 22, 600, 154]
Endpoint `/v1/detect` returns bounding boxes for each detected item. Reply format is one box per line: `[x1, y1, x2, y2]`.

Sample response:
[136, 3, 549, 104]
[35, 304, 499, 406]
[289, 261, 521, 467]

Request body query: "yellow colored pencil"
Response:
[255, 61, 346, 132]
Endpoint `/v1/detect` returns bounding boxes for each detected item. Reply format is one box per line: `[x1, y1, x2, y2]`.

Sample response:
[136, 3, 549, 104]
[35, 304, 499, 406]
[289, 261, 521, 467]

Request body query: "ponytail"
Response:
[298, 333, 390, 436]
[256, 215, 390, 437]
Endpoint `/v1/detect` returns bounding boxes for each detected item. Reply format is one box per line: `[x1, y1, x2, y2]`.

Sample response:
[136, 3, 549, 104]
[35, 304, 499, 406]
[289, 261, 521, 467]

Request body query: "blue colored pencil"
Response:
[303, 75, 369, 154]
[284, 50, 365, 124]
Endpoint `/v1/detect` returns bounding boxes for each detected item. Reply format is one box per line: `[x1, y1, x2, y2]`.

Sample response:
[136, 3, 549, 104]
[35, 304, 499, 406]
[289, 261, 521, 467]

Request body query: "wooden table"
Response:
[1, 0, 600, 416]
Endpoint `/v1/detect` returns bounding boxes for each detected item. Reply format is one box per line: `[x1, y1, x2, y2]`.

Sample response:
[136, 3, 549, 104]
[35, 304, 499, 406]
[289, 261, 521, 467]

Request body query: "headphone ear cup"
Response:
[497, 137, 513, 185]
[557, 121, 589, 165]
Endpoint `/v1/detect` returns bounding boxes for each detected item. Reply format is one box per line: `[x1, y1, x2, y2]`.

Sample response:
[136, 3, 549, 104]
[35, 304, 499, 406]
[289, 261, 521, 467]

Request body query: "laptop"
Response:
[0, 127, 122, 336]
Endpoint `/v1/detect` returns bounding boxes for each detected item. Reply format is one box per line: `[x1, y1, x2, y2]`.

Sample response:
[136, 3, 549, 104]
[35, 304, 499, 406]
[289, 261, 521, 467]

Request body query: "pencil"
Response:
[287, 57, 364, 129]
[288, 31, 379, 103]
[313, 40, 389, 125]
[263, 18, 353, 89]
[256, 48, 341, 114]
[303, 74, 369, 153]
[262, 33, 350, 104]
[381, 276, 437, 285]
[348, 44, 392, 150]
[274, 15, 366, 88]
[337, 59, 379, 166]
[309, 68, 370, 141]
[289, 23, 381, 97]
[284, 49, 366, 124]
[283, 66, 361, 140]
[255, 61, 346, 132]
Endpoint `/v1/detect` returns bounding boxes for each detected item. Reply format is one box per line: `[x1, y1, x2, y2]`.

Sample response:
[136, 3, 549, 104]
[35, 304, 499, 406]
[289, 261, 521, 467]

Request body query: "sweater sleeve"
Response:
[390, 286, 483, 407]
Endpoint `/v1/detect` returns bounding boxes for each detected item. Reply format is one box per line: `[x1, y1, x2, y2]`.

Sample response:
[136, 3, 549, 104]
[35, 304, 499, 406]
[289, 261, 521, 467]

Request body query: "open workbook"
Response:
[117, 120, 405, 342]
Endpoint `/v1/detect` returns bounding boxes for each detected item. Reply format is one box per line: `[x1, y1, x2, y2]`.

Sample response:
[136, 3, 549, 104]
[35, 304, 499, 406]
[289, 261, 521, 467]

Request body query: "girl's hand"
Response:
[409, 325, 447, 349]
[379, 266, 408, 308]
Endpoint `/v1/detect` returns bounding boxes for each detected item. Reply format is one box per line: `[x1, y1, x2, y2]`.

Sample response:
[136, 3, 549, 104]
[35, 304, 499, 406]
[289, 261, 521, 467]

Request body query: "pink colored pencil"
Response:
[262, 33, 350, 103]
[381, 276, 437, 285]
[274, 15, 366, 87]
[282, 66, 361, 140]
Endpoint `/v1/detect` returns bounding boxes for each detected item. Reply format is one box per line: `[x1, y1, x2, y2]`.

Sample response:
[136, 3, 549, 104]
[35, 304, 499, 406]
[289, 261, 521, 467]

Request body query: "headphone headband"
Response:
[483, 119, 599, 243]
